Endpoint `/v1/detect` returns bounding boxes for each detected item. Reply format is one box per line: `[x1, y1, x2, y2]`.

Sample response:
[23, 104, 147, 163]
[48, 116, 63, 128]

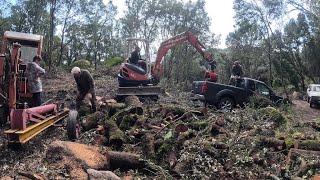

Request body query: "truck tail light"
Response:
[201, 82, 208, 94]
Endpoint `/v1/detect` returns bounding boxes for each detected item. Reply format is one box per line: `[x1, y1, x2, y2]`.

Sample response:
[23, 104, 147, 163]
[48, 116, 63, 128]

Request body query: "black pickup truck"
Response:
[192, 77, 283, 110]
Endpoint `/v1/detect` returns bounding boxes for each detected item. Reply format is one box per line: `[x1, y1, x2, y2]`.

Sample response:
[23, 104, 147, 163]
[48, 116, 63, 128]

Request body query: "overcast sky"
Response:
[104, 0, 235, 48]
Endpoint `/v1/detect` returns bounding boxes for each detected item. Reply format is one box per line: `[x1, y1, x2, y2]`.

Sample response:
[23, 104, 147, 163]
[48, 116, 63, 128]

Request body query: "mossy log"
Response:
[106, 102, 126, 116]
[296, 162, 320, 177]
[98, 98, 126, 116]
[142, 133, 155, 158]
[124, 96, 143, 115]
[108, 151, 145, 170]
[257, 107, 287, 127]
[119, 114, 137, 131]
[82, 111, 105, 131]
[260, 137, 285, 150]
[286, 148, 320, 169]
[155, 105, 187, 118]
[105, 118, 125, 148]
[294, 140, 320, 151]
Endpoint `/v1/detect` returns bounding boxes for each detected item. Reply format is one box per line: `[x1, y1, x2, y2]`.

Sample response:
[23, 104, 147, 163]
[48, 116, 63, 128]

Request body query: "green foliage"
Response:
[105, 57, 123, 67]
[258, 107, 287, 126]
[249, 95, 274, 108]
[71, 59, 92, 70]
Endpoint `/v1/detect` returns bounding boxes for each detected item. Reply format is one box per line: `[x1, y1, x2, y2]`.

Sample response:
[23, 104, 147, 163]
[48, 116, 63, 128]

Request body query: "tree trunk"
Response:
[108, 151, 145, 170]
[124, 96, 143, 115]
[48, 0, 56, 71]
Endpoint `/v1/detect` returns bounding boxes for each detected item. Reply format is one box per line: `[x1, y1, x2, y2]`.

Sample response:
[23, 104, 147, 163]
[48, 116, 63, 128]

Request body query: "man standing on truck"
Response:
[230, 60, 244, 86]
[26, 55, 46, 107]
[204, 61, 217, 82]
[71, 67, 96, 112]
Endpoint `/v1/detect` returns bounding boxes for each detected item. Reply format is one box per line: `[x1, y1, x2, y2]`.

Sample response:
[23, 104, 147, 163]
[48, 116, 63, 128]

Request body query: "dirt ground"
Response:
[0, 69, 320, 179]
[292, 100, 320, 121]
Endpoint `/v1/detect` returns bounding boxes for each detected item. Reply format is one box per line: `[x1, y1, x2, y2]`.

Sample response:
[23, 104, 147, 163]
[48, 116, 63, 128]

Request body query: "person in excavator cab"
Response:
[229, 60, 244, 87]
[129, 45, 146, 71]
[129, 46, 142, 65]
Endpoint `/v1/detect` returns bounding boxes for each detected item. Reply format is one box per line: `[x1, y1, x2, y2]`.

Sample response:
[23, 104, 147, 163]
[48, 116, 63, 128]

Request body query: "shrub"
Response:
[71, 59, 92, 69]
[257, 107, 287, 127]
[249, 94, 274, 108]
[105, 57, 123, 67]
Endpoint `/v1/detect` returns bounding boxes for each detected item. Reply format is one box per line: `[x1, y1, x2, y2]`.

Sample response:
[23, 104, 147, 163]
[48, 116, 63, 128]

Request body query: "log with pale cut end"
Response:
[46, 140, 110, 170]
[124, 96, 143, 115]
[108, 151, 145, 170]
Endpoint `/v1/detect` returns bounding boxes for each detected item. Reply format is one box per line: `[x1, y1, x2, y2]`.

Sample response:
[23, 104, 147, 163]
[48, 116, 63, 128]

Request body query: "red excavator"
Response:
[117, 31, 217, 96]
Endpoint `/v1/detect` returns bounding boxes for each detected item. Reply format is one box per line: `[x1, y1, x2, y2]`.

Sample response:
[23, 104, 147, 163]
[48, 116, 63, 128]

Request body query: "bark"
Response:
[108, 151, 145, 170]
[105, 118, 125, 148]
[294, 140, 320, 151]
[143, 133, 155, 158]
[82, 111, 105, 131]
[124, 96, 143, 115]
[260, 137, 285, 150]
[296, 162, 320, 177]
[17, 172, 44, 180]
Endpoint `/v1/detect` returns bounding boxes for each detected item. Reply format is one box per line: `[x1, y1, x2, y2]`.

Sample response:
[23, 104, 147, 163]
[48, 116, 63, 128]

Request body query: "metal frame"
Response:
[5, 109, 69, 144]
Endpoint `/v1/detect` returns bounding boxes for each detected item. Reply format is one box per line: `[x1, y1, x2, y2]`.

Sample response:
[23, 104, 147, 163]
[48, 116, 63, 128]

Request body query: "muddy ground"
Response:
[0, 68, 320, 179]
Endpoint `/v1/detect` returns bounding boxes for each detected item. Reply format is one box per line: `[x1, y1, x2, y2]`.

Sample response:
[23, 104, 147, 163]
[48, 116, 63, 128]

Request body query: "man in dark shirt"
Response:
[129, 46, 141, 65]
[71, 67, 96, 112]
[230, 61, 244, 86]
[231, 61, 243, 77]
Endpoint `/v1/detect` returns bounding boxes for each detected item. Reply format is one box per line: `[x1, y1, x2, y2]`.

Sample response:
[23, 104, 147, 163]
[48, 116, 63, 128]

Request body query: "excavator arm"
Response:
[152, 31, 215, 80]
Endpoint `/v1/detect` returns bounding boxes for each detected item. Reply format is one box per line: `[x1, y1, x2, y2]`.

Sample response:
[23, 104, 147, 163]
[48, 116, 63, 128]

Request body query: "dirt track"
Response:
[292, 100, 320, 121]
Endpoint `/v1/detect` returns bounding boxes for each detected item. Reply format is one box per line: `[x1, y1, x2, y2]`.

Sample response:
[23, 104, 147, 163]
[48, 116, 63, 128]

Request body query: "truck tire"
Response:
[67, 110, 80, 140]
[218, 97, 235, 111]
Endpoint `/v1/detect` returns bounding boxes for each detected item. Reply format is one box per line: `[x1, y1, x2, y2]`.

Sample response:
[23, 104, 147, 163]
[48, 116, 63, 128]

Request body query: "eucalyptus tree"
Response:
[230, 0, 284, 85]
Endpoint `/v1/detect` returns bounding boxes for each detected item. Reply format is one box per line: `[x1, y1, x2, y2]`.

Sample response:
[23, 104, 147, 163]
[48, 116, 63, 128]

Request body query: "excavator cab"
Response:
[118, 38, 152, 87]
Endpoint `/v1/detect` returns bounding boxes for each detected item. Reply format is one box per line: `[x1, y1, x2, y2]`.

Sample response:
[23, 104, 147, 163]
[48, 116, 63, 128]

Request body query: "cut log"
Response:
[82, 111, 105, 131]
[296, 162, 320, 177]
[294, 140, 320, 151]
[119, 114, 137, 131]
[105, 119, 126, 148]
[17, 172, 44, 180]
[86, 169, 120, 180]
[46, 141, 110, 170]
[168, 151, 177, 169]
[260, 137, 285, 150]
[143, 133, 155, 158]
[285, 148, 320, 169]
[213, 142, 229, 150]
[124, 96, 143, 115]
[108, 151, 145, 170]
[106, 102, 126, 116]
[155, 105, 186, 118]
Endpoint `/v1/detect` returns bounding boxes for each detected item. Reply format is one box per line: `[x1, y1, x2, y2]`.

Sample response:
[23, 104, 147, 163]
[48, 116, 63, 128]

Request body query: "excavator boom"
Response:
[152, 31, 214, 80]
